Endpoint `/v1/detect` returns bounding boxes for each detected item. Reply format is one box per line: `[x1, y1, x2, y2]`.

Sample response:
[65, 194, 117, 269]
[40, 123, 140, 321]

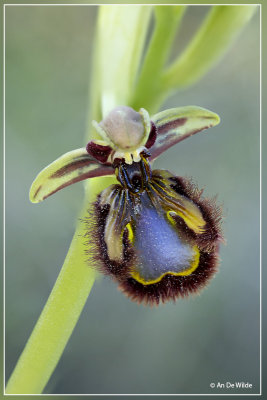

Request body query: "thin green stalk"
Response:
[6, 200, 97, 394]
[130, 6, 186, 113]
[162, 5, 257, 91]
[6, 6, 151, 394]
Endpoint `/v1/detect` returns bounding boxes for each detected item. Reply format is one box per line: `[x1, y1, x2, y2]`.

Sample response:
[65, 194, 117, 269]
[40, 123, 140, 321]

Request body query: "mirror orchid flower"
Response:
[30, 105, 223, 305]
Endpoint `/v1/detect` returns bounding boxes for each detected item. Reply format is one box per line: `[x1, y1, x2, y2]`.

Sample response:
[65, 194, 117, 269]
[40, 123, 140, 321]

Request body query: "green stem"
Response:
[95, 5, 152, 118]
[6, 6, 151, 394]
[130, 6, 186, 113]
[162, 5, 257, 91]
[6, 203, 96, 394]
[6, 179, 116, 395]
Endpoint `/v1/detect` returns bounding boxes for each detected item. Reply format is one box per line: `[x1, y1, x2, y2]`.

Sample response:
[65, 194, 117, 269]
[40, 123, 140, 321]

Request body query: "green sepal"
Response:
[150, 106, 220, 160]
[29, 148, 114, 203]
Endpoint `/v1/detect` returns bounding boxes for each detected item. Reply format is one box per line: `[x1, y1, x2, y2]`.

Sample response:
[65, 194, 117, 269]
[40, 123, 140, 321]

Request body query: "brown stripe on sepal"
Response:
[42, 167, 115, 201]
[50, 155, 110, 178]
[150, 106, 220, 162]
[32, 185, 42, 200]
[150, 124, 213, 162]
[157, 117, 187, 135]
[29, 148, 116, 203]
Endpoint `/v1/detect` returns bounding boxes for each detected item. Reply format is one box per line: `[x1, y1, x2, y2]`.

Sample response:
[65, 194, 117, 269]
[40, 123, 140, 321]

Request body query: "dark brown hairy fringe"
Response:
[84, 173, 223, 305]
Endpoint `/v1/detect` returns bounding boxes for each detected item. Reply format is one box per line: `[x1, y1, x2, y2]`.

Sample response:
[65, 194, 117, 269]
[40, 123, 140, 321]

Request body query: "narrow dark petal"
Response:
[145, 122, 157, 149]
[86, 141, 113, 164]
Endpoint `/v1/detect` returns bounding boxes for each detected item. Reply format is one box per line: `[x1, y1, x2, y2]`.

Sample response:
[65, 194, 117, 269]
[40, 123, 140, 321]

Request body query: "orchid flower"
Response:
[29, 105, 222, 304]
[6, 4, 256, 395]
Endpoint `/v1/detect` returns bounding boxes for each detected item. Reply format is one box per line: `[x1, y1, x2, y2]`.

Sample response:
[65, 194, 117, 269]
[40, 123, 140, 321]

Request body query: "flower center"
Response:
[115, 153, 152, 194]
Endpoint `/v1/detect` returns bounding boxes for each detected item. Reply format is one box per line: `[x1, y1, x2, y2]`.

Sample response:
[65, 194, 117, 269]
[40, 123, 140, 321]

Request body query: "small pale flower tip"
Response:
[29, 182, 42, 204]
[212, 112, 221, 126]
[196, 107, 220, 126]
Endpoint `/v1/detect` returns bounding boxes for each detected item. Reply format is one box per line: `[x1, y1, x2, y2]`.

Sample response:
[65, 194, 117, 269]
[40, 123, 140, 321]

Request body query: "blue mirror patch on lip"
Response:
[132, 199, 197, 283]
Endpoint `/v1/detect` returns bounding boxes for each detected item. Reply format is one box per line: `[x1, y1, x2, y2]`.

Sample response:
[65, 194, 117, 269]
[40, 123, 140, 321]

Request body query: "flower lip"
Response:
[89, 168, 222, 305]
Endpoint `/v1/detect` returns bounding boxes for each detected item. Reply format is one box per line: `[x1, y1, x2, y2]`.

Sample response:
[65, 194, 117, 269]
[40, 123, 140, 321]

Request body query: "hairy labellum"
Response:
[87, 156, 222, 305]
[30, 105, 222, 305]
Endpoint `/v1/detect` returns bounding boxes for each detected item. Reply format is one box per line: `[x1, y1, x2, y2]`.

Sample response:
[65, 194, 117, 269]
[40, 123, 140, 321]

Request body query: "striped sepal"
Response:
[150, 106, 220, 161]
[29, 148, 114, 203]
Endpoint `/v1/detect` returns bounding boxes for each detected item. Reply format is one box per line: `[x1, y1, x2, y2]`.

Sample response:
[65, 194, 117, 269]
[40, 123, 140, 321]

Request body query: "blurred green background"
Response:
[5, 5, 260, 395]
